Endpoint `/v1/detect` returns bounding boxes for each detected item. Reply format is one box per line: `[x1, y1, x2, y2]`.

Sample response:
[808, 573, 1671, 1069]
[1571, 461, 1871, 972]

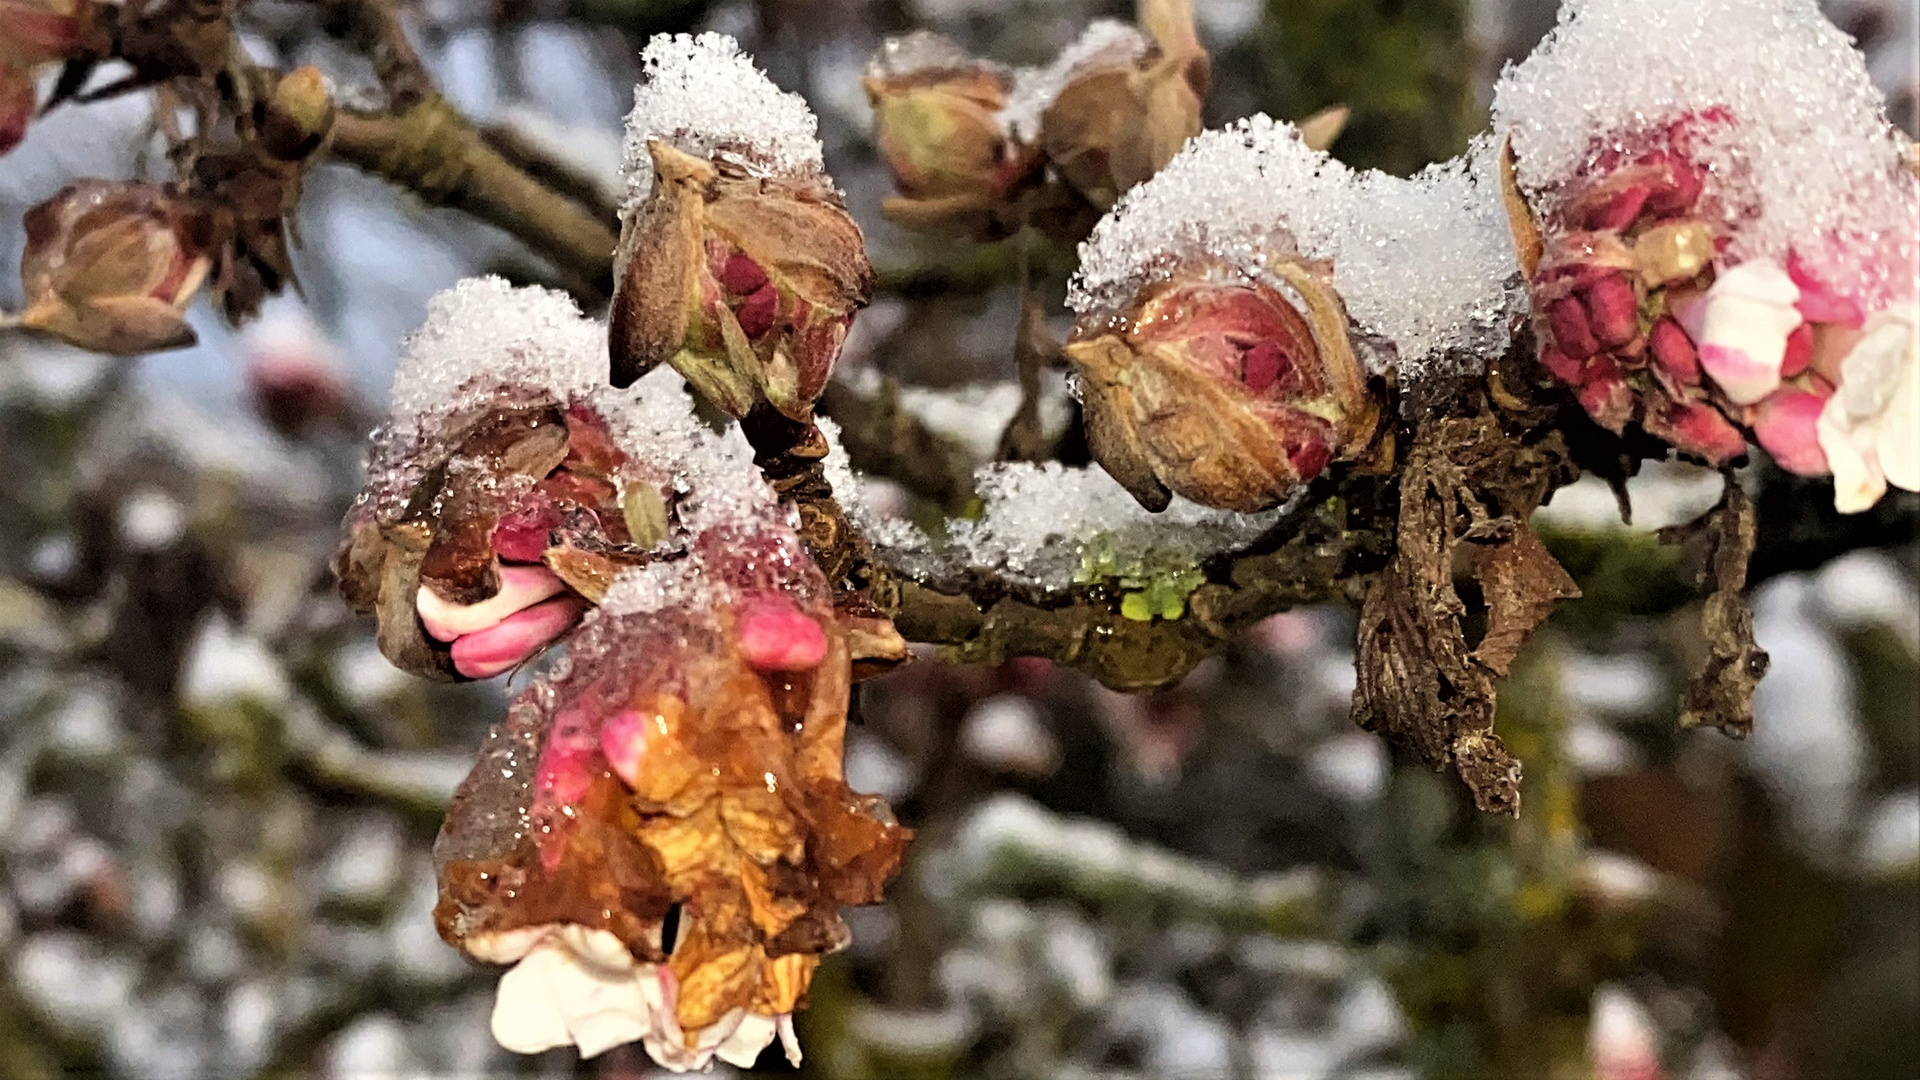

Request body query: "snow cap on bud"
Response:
[1039, 0, 1209, 210]
[610, 141, 872, 419]
[15, 180, 211, 354]
[1066, 261, 1379, 513]
[865, 34, 1038, 239]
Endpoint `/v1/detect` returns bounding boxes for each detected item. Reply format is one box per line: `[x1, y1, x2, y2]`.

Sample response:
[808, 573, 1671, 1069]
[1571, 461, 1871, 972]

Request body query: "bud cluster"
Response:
[864, 0, 1208, 240]
[1512, 113, 1919, 510]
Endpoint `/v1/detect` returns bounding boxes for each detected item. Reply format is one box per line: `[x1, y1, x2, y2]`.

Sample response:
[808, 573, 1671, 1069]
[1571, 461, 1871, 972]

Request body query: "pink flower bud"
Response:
[418, 564, 570, 643]
[1539, 346, 1587, 386]
[1582, 273, 1640, 349]
[450, 595, 589, 679]
[1644, 398, 1748, 466]
[492, 505, 563, 563]
[1647, 317, 1700, 384]
[1548, 295, 1600, 359]
[1582, 182, 1653, 232]
[737, 595, 828, 672]
[1752, 388, 1831, 476]
[1577, 356, 1633, 433]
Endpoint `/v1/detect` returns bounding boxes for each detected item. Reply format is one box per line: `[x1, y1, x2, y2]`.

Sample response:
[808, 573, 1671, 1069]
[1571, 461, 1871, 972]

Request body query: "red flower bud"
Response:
[610, 141, 873, 421]
[1582, 273, 1640, 349]
[1643, 397, 1747, 466]
[1648, 317, 1700, 385]
[1065, 263, 1378, 512]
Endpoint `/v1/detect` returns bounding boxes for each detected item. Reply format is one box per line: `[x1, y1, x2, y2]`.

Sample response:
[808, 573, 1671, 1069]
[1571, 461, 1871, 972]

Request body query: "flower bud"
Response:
[1065, 262, 1379, 512]
[254, 65, 335, 165]
[1040, 0, 1209, 209]
[15, 180, 211, 354]
[0, 0, 99, 156]
[610, 141, 873, 421]
[865, 34, 1040, 239]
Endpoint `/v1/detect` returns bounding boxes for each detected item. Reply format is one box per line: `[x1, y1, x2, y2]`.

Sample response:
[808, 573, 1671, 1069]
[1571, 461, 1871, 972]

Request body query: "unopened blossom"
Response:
[1589, 986, 1664, 1080]
[864, 34, 1041, 239]
[13, 180, 211, 354]
[1040, 0, 1209, 210]
[610, 140, 872, 420]
[1065, 261, 1380, 512]
[337, 398, 648, 681]
[1817, 302, 1919, 512]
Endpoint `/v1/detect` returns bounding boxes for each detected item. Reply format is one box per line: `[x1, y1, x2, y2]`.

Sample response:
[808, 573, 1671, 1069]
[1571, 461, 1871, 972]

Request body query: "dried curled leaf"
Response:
[1351, 404, 1578, 816]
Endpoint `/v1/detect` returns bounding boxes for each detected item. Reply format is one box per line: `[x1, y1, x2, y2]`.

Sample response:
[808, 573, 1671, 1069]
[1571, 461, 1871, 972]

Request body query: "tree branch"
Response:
[328, 99, 619, 298]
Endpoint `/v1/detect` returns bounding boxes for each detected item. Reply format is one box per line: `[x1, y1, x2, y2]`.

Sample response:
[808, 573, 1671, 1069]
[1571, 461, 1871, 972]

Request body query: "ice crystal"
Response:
[620, 32, 825, 211]
[1492, 0, 1917, 310]
[1068, 116, 1519, 372]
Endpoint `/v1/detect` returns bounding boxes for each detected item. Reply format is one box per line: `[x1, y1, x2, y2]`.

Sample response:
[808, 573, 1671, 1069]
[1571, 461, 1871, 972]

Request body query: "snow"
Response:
[1068, 116, 1519, 372]
[873, 461, 1282, 591]
[1492, 0, 1918, 311]
[384, 276, 606, 438]
[620, 32, 825, 211]
[1001, 20, 1147, 143]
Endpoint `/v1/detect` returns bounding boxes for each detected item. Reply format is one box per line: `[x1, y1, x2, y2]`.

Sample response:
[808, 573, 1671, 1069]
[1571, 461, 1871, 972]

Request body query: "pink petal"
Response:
[1699, 342, 1782, 406]
[737, 595, 828, 672]
[1779, 324, 1813, 378]
[734, 286, 778, 339]
[418, 564, 569, 642]
[451, 595, 589, 678]
[719, 252, 770, 296]
[1584, 182, 1652, 232]
[1787, 252, 1865, 329]
[1752, 389, 1831, 476]
[1240, 340, 1284, 393]
[600, 709, 652, 789]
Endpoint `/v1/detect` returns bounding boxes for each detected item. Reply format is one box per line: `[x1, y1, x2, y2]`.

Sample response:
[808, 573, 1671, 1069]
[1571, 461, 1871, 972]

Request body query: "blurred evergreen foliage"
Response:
[1249, 0, 1481, 174]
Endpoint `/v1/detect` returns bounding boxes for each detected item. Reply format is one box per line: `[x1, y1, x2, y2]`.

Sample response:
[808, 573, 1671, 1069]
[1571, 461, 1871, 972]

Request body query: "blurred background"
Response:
[0, 0, 1915, 1077]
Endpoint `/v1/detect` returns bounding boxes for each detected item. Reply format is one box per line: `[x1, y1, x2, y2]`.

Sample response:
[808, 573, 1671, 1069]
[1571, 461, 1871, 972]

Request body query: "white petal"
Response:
[1838, 318, 1914, 419]
[713, 1012, 779, 1068]
[777, 1013, 803, 1066]
[416, 564, 567, 641]
[466, 924, 554, 965]
[1818, 394, 1886, 514]
[491, 946, 575, 1054]
[554, 924, 639, 974]
[1872, 329, 1920, 492]
[1697, 260, 1802, 405]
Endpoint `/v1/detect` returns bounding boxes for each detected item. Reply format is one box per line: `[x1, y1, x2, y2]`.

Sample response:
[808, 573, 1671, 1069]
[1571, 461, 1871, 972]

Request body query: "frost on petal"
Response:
[1492, 0, 1917, 313]
[1817, 393, 1886, 513]
[621, 32, 825, 212]
[1067, 115, 1517, 375]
